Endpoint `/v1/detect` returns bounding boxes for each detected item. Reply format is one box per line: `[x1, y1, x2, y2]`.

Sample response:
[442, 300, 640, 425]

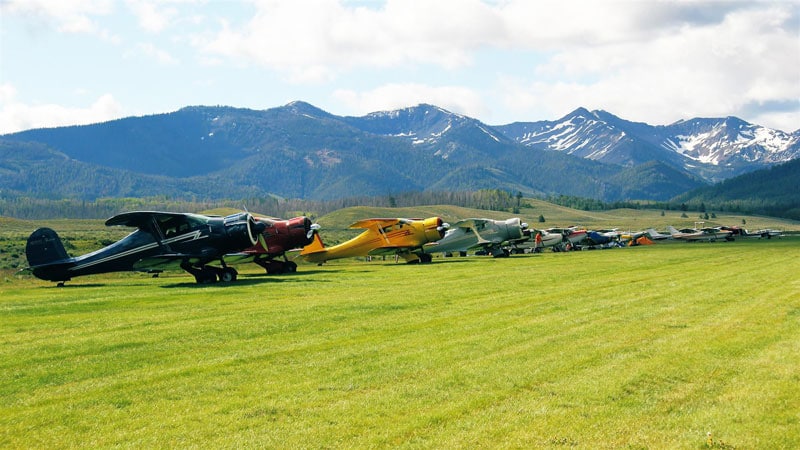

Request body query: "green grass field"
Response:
[2, 237, 798, 448]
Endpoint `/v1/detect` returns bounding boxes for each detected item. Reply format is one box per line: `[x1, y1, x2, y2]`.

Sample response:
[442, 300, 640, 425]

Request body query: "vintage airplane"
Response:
[300, 217, 448, 264]
[24, 211, 265, 285]
[226, 216, 320, 274]
[530, 228, 568, 251]
[644, 228, 671, 240]
[667, 225, 733, 242]
[544, 227, 588, 248]
[744, 228, 783, 239]
[584, 229, 623, 248]
[723, 227, 783, 239]
[423, 218, 527, 257]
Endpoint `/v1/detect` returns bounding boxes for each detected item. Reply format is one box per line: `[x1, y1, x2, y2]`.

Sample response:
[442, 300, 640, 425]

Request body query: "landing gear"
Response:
[218, 267, 238, 282]
[182, 262, 238, 284]
[407, 253, 433, 264]
[491, 249, 510, 258]
[254, 256, 298, 274]
[193, 267, 218, 284]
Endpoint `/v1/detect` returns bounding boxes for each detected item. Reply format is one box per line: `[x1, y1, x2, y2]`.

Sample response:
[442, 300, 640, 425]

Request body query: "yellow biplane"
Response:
[300, 217, 448, 264]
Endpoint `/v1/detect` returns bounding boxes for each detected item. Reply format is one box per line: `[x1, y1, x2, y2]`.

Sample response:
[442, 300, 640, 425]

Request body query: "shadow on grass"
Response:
[159, 270, 337, 288]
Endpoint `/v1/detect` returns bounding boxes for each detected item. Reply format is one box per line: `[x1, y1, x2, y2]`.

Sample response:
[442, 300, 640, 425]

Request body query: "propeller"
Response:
[307, 223, 321, 239]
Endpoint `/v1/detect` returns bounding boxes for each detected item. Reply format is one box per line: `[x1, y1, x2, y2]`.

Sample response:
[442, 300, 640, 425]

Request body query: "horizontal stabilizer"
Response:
[300, 232, 327, 255]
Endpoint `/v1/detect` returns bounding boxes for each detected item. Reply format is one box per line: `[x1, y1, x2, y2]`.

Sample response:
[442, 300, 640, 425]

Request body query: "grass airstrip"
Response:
[1, 204, 799, 448]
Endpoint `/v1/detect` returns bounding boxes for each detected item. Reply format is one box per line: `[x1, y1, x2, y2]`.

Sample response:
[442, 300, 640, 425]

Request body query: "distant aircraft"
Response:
[423, 218, 527, 257]
[226, 216, 320, 274]
[300, 217, 448, 264]
[24, 211, 265, 285]
[747, 229, 783, 239]
[667, 225, 733, 242]
[725, 227, 783, 239]
[545, 227, 588, 248]
[531, 228, 568, 251]
[584, 229, 622, 247]
[644, 228, 671, 240]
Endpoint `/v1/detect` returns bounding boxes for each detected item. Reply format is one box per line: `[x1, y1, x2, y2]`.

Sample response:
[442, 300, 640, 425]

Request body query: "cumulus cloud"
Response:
[200, 0, 502, 81]
[332, 83, 488, 119]
[2, 0, 797, 132]
[125, 1, 179, 33]
[195, 0, 798, 130]
[0, 90, 123, 134]
[129, 42, 179, 65]
[495, 3, 800, 130]
[1, 0, 116, 37]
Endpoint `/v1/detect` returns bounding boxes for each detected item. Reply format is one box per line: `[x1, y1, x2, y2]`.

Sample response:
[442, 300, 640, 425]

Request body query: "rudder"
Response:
[26, 228, 70, 266]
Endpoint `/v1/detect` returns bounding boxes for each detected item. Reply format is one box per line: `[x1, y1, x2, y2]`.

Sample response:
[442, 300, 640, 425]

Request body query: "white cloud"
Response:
[200, 0, 503, 81]
[130, 42, 179, 65]
[332, 83, 488, 119]
[0, 91, 123, 134]
[495, 3, 800, 131]
[1, 0, 116, 37]
[126, 0, 179, 33]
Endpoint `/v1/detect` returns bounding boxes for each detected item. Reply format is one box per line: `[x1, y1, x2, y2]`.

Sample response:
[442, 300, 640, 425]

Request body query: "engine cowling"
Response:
[223, 213, 263, 249]
[422, 217, 449, 242]
[502, 218, 525, 240]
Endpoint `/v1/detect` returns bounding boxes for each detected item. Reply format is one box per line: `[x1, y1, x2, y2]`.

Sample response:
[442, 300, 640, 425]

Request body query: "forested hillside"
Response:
[1, 103, 704, 203]
[672, 158, 800, 220]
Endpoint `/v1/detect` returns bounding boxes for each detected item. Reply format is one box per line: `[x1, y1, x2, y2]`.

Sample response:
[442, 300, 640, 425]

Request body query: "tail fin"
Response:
[300, 231, 326, 256]
[26, 228, 69, 266]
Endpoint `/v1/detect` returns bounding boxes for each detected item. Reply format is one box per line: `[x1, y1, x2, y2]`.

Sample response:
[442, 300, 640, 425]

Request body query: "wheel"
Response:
[195, 269, 217, 284]
[219, 267, 238, 282]
[285, 261, 298, 273]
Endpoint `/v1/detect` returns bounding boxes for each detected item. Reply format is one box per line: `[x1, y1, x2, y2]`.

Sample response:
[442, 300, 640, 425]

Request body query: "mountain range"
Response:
[1, 101, 797, 203]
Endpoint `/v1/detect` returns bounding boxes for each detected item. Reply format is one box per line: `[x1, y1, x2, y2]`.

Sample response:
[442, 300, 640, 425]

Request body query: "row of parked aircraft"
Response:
[22, 210, 783, 286]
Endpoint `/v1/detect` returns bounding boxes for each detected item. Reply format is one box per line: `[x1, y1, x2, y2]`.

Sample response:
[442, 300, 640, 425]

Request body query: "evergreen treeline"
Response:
[0, 190, 526, 220]
[3, 180, 798, 221]
[671, 158, 800, 221]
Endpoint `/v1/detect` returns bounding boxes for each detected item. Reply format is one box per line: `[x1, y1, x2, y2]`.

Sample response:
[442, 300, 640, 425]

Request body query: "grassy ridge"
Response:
[2, 239, 799, 448]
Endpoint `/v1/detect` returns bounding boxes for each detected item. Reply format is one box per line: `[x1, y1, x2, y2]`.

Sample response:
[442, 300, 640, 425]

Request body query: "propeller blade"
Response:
[307, 223, 321, 239]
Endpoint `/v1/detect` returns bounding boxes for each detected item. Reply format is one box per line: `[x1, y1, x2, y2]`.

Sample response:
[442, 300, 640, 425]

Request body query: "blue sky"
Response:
[1, 0, 798, 134]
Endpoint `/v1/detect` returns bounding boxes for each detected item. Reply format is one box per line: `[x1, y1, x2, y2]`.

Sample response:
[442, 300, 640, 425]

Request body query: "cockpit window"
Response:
[157, 215, 206, 237]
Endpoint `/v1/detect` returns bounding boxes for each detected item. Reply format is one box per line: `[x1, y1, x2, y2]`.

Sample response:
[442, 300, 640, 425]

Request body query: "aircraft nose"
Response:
[224, 212, 263, 247]
[253, 219, 267, 234]
[307, 223, 321, 240]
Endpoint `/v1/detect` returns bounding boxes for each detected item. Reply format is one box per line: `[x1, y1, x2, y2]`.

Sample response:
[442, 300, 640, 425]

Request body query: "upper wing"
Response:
[105, 211, 191, 228]
[348, 218, 410, 229]
[452, 218, 489, 229]
[452, 218, 492, 245]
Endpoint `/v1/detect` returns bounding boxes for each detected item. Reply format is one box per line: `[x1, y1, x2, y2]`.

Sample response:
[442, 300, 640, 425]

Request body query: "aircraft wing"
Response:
[105, 211, 194, 228]
[348, 218, 411, 229]
[220, 253, 258, 265]
[452, 218, 489, 229]
[131, 253, 217, 271]
[451, 219, 492, 245]
[366, 246, 418, 257]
